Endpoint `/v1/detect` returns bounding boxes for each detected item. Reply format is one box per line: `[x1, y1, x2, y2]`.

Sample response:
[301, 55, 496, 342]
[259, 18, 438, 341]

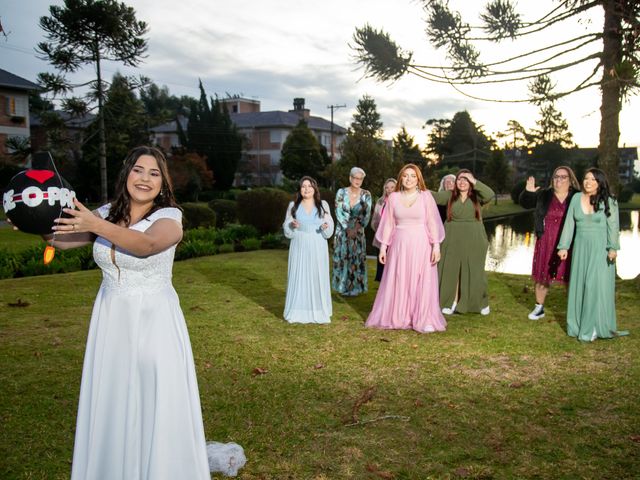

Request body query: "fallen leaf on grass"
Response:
[454, 467, 470, 477]
[204, 361, 212, 369]
[630, 435, 640, 443]
[313, 363, 324, 369]
[365, 463, 394, 479]
[414, 399, 424, 407]
[189, 305, 206, 312]
[8, 299, 30, 307]
[252, 367, 268, 376]
[379, 337, 391, 342]
[341, 315, 349, 321]
[509, 382, 524, 389]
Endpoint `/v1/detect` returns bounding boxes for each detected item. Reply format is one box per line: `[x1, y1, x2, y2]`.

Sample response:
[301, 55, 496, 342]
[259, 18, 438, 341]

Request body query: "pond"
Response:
[485, 210, 640, 280]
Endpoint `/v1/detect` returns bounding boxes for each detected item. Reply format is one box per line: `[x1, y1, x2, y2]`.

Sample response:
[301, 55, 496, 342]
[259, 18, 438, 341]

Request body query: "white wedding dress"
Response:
[70, 206, 210, 480]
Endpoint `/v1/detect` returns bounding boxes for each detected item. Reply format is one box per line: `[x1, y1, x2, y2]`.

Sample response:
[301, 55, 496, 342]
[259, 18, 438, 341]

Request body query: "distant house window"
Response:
[232, 105, 238, 113]
[6, 95, 28, 117]
[270, 130, 282, 144]
[270, 152, 280, 166]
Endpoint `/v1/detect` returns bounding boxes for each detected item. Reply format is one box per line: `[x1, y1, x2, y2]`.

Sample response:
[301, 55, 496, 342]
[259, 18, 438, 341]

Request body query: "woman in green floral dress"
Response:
[432, 169, 494, 315]
[332, 167, 372, 296]
[557, 168, 627, 341]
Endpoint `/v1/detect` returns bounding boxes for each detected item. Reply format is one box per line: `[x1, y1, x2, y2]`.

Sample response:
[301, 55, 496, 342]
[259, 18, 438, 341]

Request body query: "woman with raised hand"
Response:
[366, 164, 446, 333]
[371, 177, 397, 282]
[332, 167, 372, 296]
[46, 146, 210, 479]
[432, 169, 495, 316]
[519, 166, 580, 320]
[557, 168, 627, 341]
[283, 176, 334, 324]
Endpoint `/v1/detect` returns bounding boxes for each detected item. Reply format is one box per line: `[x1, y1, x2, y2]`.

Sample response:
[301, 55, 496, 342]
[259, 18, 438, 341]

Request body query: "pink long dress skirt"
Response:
[366, 191, 446, 333]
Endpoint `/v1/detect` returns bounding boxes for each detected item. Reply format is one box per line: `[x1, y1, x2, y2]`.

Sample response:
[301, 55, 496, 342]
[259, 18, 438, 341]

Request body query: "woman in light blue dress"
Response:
[283, 176, 334, 324]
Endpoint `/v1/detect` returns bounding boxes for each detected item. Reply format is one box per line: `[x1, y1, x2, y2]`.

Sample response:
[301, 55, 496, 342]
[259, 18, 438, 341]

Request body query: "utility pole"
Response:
[327, 103, 346, 162]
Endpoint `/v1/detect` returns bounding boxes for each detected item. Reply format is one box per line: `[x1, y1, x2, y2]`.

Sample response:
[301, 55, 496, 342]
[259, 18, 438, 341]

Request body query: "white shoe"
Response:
[528, 304, 545, 320]
[480, 306, 490, 316]
[442, 301, 457, 315]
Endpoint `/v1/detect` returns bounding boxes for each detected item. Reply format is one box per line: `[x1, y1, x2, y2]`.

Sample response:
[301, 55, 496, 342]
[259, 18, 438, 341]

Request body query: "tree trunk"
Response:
[96, 51, 108, 203]
[597, 0, 623, 194]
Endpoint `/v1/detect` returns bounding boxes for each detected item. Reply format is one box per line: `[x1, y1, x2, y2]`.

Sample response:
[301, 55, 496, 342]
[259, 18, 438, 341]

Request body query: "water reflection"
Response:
[485, 210, 639, 280]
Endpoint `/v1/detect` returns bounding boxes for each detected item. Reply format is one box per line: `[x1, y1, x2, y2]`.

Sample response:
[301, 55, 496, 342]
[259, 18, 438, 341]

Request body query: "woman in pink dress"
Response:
[365, 164, 446, 333]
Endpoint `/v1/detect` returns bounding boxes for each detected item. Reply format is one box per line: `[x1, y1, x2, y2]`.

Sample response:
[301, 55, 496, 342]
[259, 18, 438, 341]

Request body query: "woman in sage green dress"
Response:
[332, 167, 372, 296]
[432, 169, 494, 315]
[557, 168, 627, 341]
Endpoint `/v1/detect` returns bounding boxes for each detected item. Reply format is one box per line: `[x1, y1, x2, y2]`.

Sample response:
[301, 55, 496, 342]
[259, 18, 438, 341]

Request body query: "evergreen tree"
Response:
[393, 126, 426, 170]
[334, 95, 399, 196]
[528, 75, 574, 147]
[280, 120, 330, 181]
[182, 82, 243, 190]
[424, 118, 451, 164]
[352, 0, 640, 192]
[37, 0, 149, 202]
[483, 149, 512, 194]
[440, 111, 492, 175]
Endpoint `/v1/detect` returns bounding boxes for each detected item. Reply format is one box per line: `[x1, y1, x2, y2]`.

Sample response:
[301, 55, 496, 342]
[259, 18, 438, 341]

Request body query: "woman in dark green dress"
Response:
[557, 168, 627, 341]
[432, 169, 494, 315]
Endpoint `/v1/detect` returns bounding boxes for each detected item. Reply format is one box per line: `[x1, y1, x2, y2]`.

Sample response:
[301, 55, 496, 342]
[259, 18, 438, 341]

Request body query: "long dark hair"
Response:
[447, 169, 481, 222]
[584, 168, 615, 217]
[291, 176, 325, 219]
[107, 146, 179, 226]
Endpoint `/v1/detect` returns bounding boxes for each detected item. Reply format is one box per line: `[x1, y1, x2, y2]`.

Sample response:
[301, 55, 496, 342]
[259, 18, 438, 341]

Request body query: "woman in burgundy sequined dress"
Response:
[519, 166, 580, 320]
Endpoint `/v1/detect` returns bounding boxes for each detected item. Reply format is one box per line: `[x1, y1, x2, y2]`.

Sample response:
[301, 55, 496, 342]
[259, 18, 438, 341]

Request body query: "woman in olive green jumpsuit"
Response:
[432, 169, 494, 315]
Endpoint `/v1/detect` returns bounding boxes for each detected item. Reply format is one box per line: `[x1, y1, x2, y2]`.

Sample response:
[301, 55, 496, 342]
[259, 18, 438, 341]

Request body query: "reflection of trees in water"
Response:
[619, 211, 631, 231]
[485, 213, 534, 241]
[484, 210, 640, 278]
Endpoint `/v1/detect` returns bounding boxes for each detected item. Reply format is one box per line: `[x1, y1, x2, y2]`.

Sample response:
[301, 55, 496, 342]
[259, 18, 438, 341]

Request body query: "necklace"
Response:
[402, 189, 419, 198]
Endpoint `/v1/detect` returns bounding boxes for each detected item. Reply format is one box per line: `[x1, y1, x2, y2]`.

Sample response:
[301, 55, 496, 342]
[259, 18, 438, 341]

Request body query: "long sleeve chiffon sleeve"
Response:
[334, 189, 349, 229]
[360, 191, 372, 228]
[424, 192, 445, 246]
[283, 202, 297, 239]
[431, 190, 452, 206]
[557, 195, 578, 250]
[374, 192, 396, 248]
[606, 198, 620, 251]
[320, 201, 335, 239]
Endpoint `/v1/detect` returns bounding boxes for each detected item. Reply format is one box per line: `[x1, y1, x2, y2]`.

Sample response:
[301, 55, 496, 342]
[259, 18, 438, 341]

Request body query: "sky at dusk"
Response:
[2, 0, 639, 156]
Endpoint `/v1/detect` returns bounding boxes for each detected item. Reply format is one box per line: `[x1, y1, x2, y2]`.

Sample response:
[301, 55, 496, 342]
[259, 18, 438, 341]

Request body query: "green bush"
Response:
[261, 232, 287, 249]
[181, 203, 217, 230]
[237, 188, 292, 234]
[239, 238, 261, 251]
[510, 180, 526, 205]
[218, 243, 234, 254]
[176, 239, 218, 260]
[618, 186, 634, 203]
[207, 199, 237, 228]
[216, 224, 259, 245]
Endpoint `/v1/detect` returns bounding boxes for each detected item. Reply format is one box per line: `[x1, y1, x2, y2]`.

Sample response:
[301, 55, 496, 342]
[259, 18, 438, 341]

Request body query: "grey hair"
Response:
[350, 167, 366, 178]
[438, 174, 456, 192]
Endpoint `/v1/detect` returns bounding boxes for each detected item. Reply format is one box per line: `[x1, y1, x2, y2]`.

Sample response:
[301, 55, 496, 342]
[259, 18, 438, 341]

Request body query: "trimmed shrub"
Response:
[176, 239, 217, 260]
[207, 199, 237, 228]
[261, 232, 286, 249]
[217, 224, 259, 245]
[237, 188, 292, 234]
[181, 203, 217, 230]
[239, 238, 261, 251]
[218, 243, 234, 254]
[511, 180, 527, 205]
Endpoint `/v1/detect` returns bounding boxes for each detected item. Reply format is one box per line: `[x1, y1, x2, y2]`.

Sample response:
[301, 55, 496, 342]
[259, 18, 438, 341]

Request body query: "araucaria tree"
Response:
[352, 0, 640, 192]
[38, 0, 148, 202]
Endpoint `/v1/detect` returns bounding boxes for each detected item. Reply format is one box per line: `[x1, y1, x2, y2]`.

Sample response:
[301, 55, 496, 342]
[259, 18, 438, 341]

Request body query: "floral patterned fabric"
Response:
[331, 187, 372, 295]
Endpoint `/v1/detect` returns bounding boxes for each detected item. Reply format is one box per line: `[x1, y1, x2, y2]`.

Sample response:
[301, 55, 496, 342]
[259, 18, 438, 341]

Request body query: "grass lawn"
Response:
[0, 250, 638, 479]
